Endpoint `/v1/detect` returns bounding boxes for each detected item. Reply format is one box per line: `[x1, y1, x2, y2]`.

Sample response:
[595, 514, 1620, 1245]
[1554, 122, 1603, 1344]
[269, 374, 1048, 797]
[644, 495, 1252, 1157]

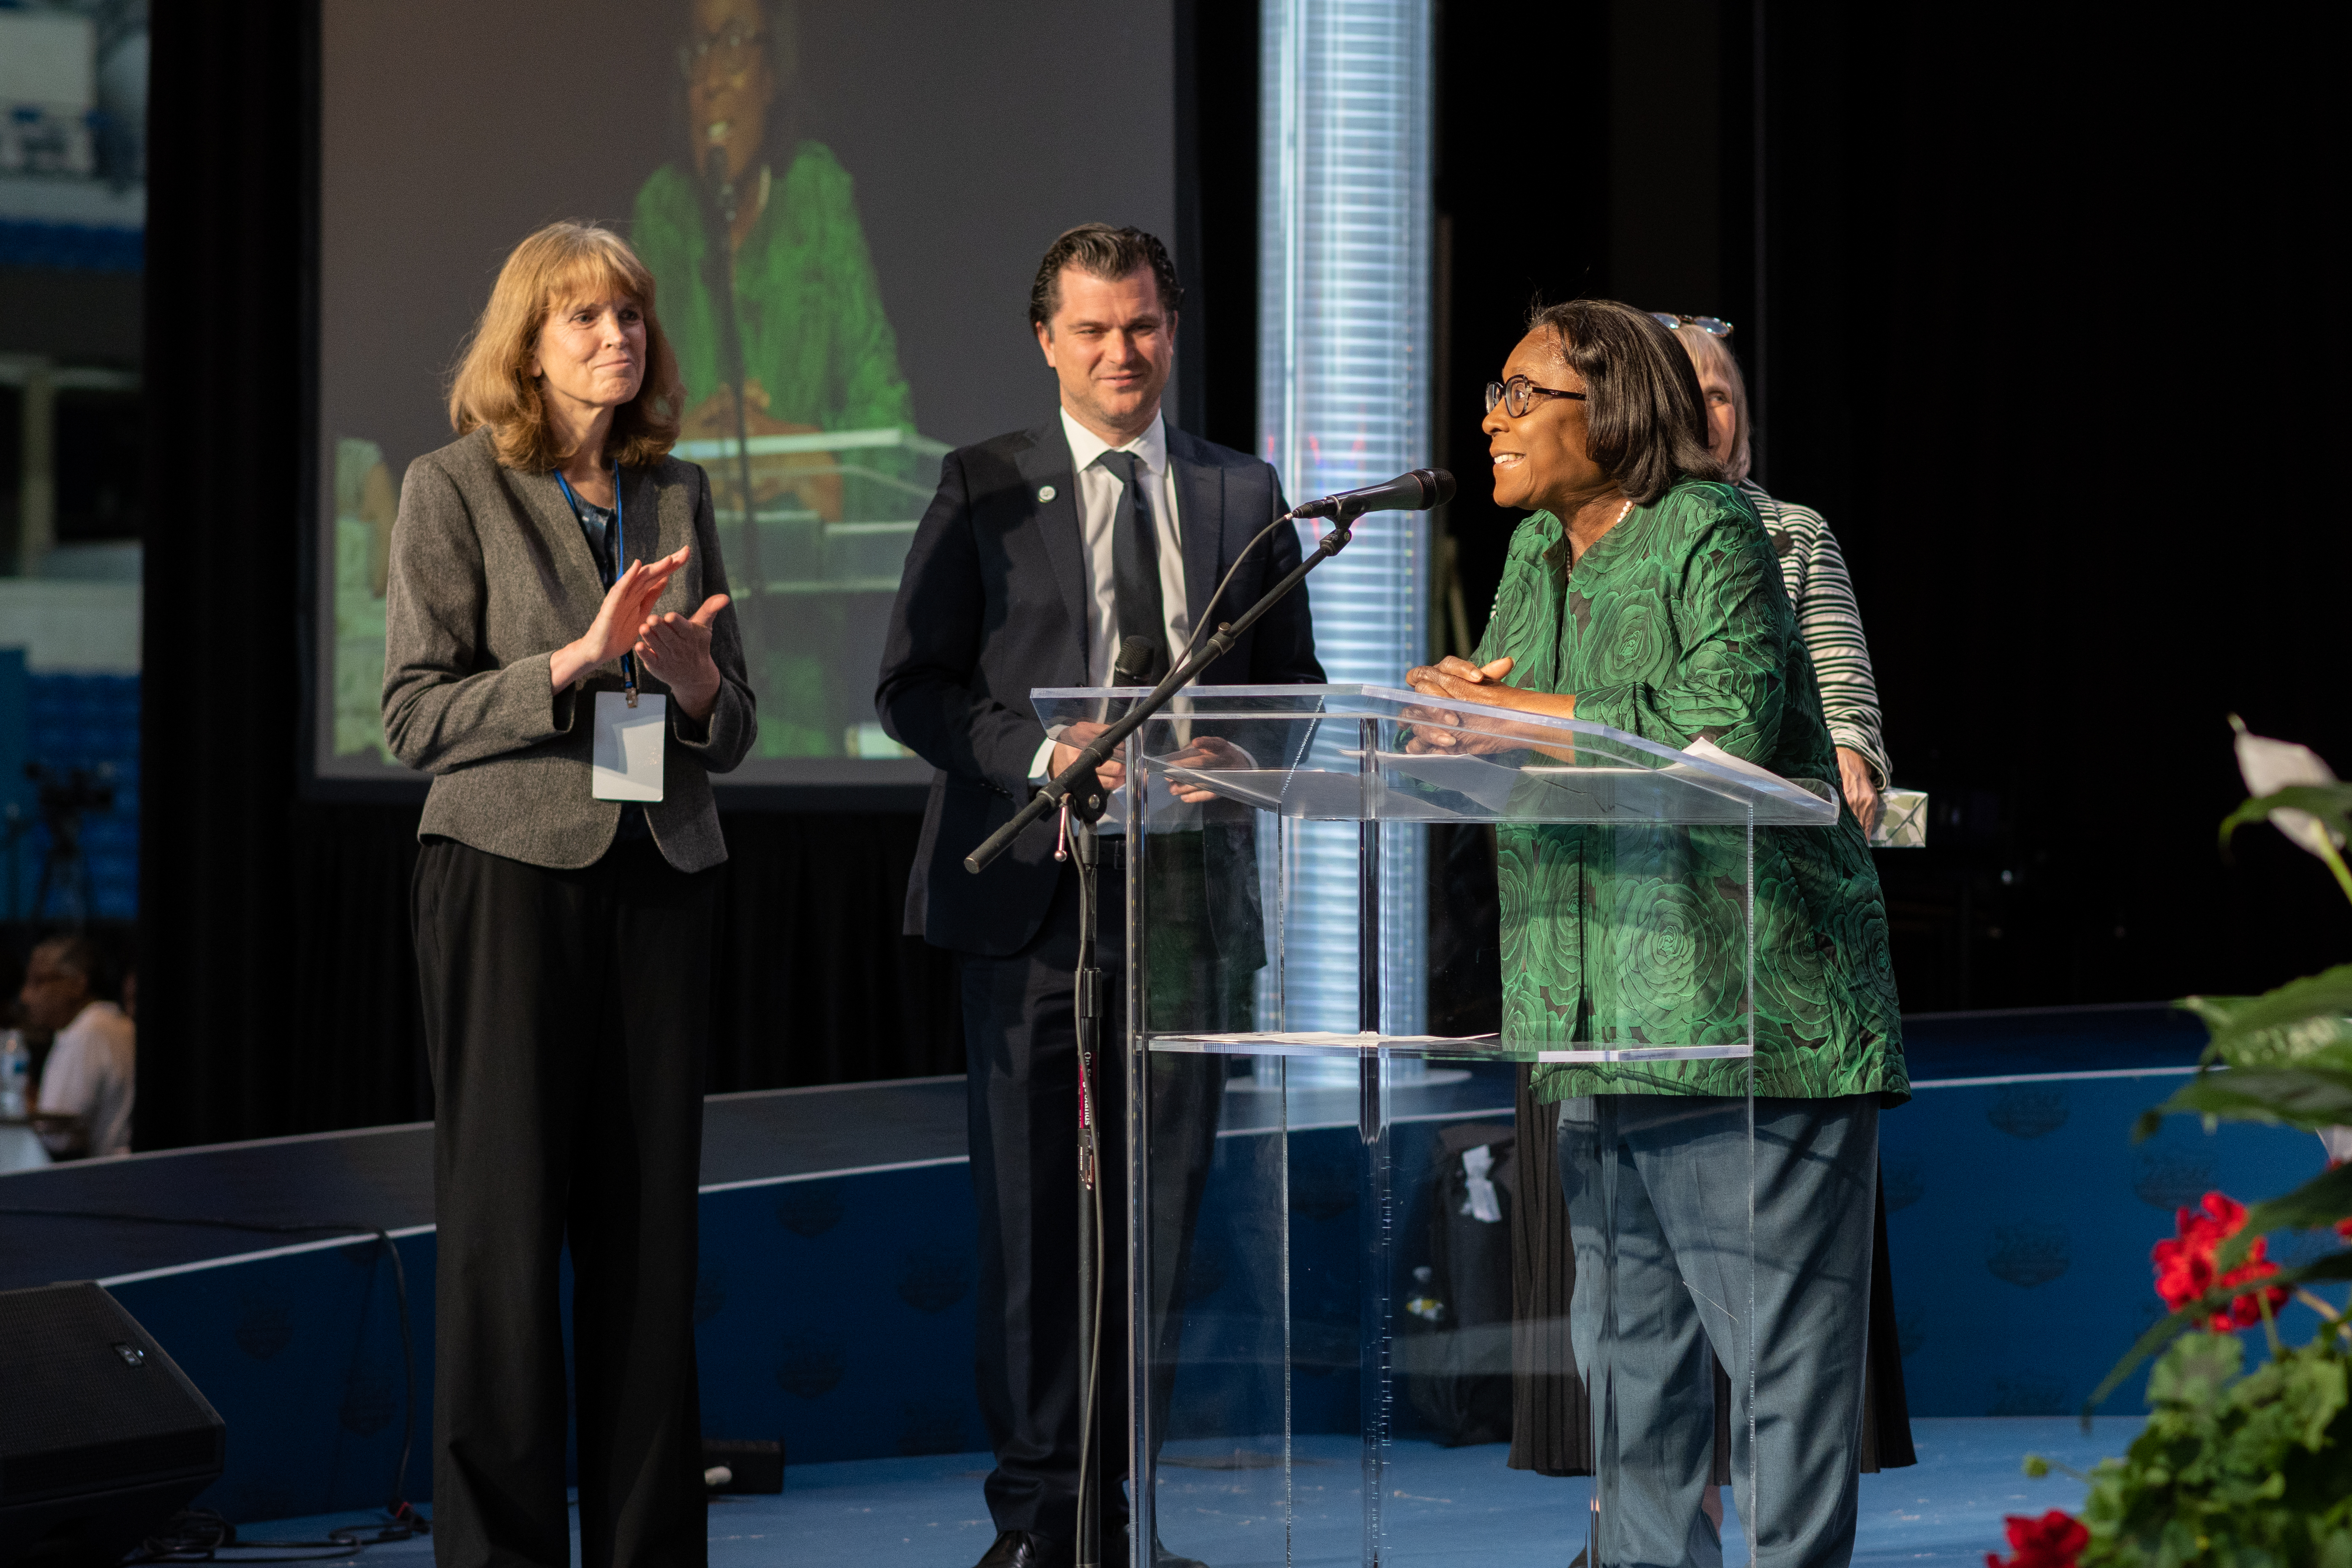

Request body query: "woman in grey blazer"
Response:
[381, 221, 754, 1568]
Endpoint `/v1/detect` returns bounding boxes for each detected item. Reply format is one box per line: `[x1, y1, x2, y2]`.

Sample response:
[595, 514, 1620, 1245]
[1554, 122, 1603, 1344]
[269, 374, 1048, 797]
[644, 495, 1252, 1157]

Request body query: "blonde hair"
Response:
[1672, 325, 1750, 483]
[447, 222, 683, 472]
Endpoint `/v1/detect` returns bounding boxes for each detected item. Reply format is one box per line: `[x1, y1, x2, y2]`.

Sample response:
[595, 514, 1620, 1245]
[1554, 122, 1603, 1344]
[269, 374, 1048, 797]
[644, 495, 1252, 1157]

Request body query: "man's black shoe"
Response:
[973, 1530, 1069, 1568]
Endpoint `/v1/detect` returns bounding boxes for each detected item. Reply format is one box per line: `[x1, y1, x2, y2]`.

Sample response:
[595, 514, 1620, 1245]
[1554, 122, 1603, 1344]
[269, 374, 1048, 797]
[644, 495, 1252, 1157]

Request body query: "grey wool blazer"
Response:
[381, 425, 757, 872]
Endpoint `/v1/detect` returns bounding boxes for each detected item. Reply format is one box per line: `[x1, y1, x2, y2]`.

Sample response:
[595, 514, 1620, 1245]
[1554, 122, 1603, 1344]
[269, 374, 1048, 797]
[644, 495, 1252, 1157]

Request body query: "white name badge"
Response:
[592, 691, 666, 800]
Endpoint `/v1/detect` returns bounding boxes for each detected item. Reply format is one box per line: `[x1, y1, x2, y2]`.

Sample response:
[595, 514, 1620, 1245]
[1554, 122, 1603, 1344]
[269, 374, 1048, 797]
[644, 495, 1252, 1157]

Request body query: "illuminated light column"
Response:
[1258, 0, 1433, 1045]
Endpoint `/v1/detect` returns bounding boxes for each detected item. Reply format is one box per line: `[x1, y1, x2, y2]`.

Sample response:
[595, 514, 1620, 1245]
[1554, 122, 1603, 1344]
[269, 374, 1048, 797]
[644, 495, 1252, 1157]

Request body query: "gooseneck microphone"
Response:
[1289, 468, 1455, 520]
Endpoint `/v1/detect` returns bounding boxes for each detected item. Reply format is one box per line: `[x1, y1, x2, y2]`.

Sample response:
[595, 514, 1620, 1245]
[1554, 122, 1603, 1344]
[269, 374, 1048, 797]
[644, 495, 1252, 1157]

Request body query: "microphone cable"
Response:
[1171, 511, 1304, 675]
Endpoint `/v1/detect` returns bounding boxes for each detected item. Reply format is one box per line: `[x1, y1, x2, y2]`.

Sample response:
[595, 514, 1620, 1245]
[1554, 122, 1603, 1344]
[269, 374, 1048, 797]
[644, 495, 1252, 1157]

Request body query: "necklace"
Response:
[1567, 498, 1631, 569]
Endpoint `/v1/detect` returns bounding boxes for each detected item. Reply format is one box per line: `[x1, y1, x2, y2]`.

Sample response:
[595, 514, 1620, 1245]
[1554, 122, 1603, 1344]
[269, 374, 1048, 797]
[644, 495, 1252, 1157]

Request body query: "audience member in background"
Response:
[21, 935, 135, 1160]
[382, 220, 754, 1568]
[1663, 313, 1891, 835]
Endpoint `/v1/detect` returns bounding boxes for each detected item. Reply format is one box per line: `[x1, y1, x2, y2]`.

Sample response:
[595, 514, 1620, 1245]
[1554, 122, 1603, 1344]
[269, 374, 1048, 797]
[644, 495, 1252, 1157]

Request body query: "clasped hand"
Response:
[551, 545, 730, 722]
[1392, 653, 1562, 757]
[1048, 724, 1250, 804]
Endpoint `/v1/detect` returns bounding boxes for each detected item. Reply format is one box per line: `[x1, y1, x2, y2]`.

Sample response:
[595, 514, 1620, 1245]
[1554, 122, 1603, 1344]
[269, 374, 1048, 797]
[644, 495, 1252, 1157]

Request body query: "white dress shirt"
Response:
[1030, 408, 1190, 780]
[37, 999, 136, 1158]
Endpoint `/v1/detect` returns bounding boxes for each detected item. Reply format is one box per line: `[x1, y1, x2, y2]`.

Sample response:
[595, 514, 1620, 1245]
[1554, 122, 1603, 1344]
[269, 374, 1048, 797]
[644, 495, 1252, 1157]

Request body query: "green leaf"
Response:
[2180, 966, 2352, 1064]
[2221, 782, 2352, 854]
[2148, 1330, 2243, 1407]
[2082, 1252, 2352, 1421]
[2217, 1162, 2352, 1271]
[2149, 1062, 2352, 1132]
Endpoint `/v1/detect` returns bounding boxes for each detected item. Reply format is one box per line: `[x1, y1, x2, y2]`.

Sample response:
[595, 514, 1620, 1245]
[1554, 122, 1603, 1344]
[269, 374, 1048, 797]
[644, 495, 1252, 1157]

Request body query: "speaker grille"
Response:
[0, 1283, 224, 1505]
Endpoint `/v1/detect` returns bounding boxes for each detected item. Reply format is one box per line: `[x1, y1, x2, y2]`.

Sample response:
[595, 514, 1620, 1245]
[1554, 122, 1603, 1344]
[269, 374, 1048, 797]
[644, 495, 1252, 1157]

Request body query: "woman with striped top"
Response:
[1669, 318, 1890, 835]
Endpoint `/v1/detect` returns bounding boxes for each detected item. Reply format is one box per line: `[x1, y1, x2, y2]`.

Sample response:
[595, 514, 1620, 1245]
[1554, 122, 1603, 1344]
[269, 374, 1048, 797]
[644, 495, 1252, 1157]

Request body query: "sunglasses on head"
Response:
[1651, 313, 1733, 337]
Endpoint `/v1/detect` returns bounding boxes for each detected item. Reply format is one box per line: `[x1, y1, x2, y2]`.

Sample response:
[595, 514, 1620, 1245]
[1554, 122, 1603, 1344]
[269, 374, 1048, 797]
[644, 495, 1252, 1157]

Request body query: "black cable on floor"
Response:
[133, 1507, 425, 1563]
[0, 1206, 428, 1551]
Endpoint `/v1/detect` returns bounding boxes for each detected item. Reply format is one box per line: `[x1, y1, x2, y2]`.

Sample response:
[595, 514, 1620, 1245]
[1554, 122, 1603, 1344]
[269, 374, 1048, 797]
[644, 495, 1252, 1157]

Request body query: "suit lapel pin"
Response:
[1036, 485, 1057, 504]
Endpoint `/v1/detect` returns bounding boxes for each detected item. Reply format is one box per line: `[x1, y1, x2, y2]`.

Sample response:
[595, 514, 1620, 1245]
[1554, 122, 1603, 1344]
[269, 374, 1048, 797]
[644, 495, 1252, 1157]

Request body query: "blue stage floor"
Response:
[253, 1416, 2134, 1566]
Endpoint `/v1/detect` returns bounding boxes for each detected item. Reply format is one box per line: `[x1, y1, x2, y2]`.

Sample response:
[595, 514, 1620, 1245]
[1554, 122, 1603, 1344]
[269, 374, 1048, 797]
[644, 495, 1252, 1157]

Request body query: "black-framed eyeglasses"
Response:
[1651, 313, 1734, 337]
[679, 24, 765, 79]
[1483, 376, 1587, 418]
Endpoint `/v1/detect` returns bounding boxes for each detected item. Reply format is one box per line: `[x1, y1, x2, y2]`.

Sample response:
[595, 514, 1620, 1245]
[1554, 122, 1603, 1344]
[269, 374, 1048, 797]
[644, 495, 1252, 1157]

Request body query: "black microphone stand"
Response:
[966, 502, 1368, 1568]
[965, 502, 1366, 876]
[1069, 795, 1110, 1568]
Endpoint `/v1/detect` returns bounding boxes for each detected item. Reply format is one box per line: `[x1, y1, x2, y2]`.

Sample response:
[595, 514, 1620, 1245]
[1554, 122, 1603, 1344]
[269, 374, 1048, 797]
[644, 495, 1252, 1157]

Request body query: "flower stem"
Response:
[2296, 1288, 2342, 1322]
[2317, 838, 2352, 909]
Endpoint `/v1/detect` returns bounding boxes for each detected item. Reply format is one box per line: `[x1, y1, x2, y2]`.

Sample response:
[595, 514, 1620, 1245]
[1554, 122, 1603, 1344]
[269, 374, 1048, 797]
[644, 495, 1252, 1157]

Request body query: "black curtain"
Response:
[1436, 1, 2351, 1012]
[136, 0, 958, 1153]
[1752, 4, 2349, 1007]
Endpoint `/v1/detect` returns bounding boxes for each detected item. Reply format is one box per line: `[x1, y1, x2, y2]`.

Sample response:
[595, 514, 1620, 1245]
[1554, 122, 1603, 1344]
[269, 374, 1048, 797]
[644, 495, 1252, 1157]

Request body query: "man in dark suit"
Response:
[877, 225, 1323, 1568]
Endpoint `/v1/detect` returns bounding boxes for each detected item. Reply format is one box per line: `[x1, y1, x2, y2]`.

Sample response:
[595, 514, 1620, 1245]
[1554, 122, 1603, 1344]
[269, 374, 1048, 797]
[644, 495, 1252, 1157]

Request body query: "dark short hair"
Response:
[33, 933, 116, 1002]
[1028, 224, 1184, 329]
[1525, 299, 1724, 504]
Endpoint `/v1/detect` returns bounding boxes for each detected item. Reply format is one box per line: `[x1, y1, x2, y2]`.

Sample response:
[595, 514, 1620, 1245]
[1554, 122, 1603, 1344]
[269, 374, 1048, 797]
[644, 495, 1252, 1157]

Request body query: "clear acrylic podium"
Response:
[1030, 684, 1839, 1568]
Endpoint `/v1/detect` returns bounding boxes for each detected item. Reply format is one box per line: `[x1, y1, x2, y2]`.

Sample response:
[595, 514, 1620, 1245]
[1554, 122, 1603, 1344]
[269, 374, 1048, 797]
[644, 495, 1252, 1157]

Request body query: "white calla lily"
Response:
[2229, 714, 2343, 859]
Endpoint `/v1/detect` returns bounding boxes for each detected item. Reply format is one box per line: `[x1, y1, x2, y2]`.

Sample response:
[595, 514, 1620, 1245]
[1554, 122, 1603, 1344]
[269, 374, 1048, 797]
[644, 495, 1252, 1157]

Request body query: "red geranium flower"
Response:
[1987, 1509, 2088, 1568]
[2151, 1191, 2290, 1331]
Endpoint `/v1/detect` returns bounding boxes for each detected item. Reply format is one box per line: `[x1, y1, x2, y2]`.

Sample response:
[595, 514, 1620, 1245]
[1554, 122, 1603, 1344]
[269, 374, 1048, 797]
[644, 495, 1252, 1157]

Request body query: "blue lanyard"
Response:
[553, 466, 637, 699]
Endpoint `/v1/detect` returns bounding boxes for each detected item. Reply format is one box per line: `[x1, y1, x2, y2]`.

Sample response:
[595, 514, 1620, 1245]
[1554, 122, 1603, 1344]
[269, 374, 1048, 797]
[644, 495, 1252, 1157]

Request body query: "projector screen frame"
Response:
[296, 0, 1187, 812]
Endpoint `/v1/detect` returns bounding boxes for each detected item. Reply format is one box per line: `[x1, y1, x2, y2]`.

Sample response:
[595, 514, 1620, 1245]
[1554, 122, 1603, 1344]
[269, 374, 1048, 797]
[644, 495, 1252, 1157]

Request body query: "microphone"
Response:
[703, 144, 737, 225]
[1098, 634, 1157, 722]
[1289, 468, 1456, 520]
[1112, 634, 1157, 686]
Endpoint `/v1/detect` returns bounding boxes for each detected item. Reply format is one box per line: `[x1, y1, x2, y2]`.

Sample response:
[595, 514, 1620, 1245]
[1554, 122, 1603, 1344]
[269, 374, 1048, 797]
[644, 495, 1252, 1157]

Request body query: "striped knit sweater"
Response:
[1739, 478, 1891, 786]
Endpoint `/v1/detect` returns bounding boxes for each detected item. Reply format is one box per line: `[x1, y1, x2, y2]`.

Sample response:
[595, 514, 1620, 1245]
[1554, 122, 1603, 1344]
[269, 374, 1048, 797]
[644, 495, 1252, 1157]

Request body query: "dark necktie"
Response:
[1098, 449, 1169, 681]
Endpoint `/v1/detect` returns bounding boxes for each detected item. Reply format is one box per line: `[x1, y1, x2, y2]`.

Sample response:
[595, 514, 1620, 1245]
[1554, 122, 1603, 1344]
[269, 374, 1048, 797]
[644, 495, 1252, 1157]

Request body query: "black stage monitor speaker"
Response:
[0, 1283, 225, 1568]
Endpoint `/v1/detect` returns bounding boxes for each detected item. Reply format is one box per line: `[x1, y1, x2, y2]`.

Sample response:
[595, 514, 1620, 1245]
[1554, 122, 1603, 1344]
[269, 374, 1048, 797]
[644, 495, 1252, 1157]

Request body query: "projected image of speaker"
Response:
[0, 1283, 225, 1568]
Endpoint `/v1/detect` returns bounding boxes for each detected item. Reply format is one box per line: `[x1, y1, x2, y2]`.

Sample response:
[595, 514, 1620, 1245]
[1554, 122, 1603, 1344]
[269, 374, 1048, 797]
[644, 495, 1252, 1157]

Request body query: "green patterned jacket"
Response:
[631, 142, 914, 435]
[1475, 477, 1908, 1105]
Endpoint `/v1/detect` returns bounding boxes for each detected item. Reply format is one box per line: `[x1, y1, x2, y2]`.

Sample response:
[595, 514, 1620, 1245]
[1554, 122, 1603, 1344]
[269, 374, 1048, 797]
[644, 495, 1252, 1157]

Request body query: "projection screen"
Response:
[314, 0, 1176, 789]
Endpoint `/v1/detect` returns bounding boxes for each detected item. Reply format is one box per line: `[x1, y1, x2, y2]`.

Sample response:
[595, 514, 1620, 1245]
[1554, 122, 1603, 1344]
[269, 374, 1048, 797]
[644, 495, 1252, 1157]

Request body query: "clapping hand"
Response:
[552, 547, 689, 693]
[635, 595, 731, 722]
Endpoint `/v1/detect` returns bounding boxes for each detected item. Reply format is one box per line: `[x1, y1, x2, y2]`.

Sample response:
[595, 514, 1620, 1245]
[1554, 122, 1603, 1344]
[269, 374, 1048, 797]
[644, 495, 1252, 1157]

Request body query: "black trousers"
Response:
[414, 836, 718, 1568]
[960, 856, 1225, 1547]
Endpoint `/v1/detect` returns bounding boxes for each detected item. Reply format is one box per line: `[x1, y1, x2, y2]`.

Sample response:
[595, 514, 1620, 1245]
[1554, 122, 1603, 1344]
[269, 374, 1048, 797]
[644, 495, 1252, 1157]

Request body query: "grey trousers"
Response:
[1557, 1094, 1879, 1568]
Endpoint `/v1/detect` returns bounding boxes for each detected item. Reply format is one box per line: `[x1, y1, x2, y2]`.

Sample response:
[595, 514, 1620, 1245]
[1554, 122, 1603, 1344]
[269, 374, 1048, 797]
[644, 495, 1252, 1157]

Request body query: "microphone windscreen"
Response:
[1113, 635, 1157, 684]
[1421, 468, 1456, 506]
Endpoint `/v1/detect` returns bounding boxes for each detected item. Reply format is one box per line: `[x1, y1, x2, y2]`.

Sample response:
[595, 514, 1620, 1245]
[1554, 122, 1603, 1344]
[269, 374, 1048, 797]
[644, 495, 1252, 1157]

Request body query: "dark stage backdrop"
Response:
[1435, 0, 2349, 1014]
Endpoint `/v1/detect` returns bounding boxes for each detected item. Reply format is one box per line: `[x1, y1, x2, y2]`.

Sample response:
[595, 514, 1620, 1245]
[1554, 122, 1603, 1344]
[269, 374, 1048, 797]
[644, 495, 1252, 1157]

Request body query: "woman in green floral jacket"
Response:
[1407, 300, 1903, 1568]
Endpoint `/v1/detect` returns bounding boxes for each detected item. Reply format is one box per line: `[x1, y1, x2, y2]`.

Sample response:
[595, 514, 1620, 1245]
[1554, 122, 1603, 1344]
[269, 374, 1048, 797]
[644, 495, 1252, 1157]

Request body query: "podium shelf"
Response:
[1144, 1030, 1756, 1064]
